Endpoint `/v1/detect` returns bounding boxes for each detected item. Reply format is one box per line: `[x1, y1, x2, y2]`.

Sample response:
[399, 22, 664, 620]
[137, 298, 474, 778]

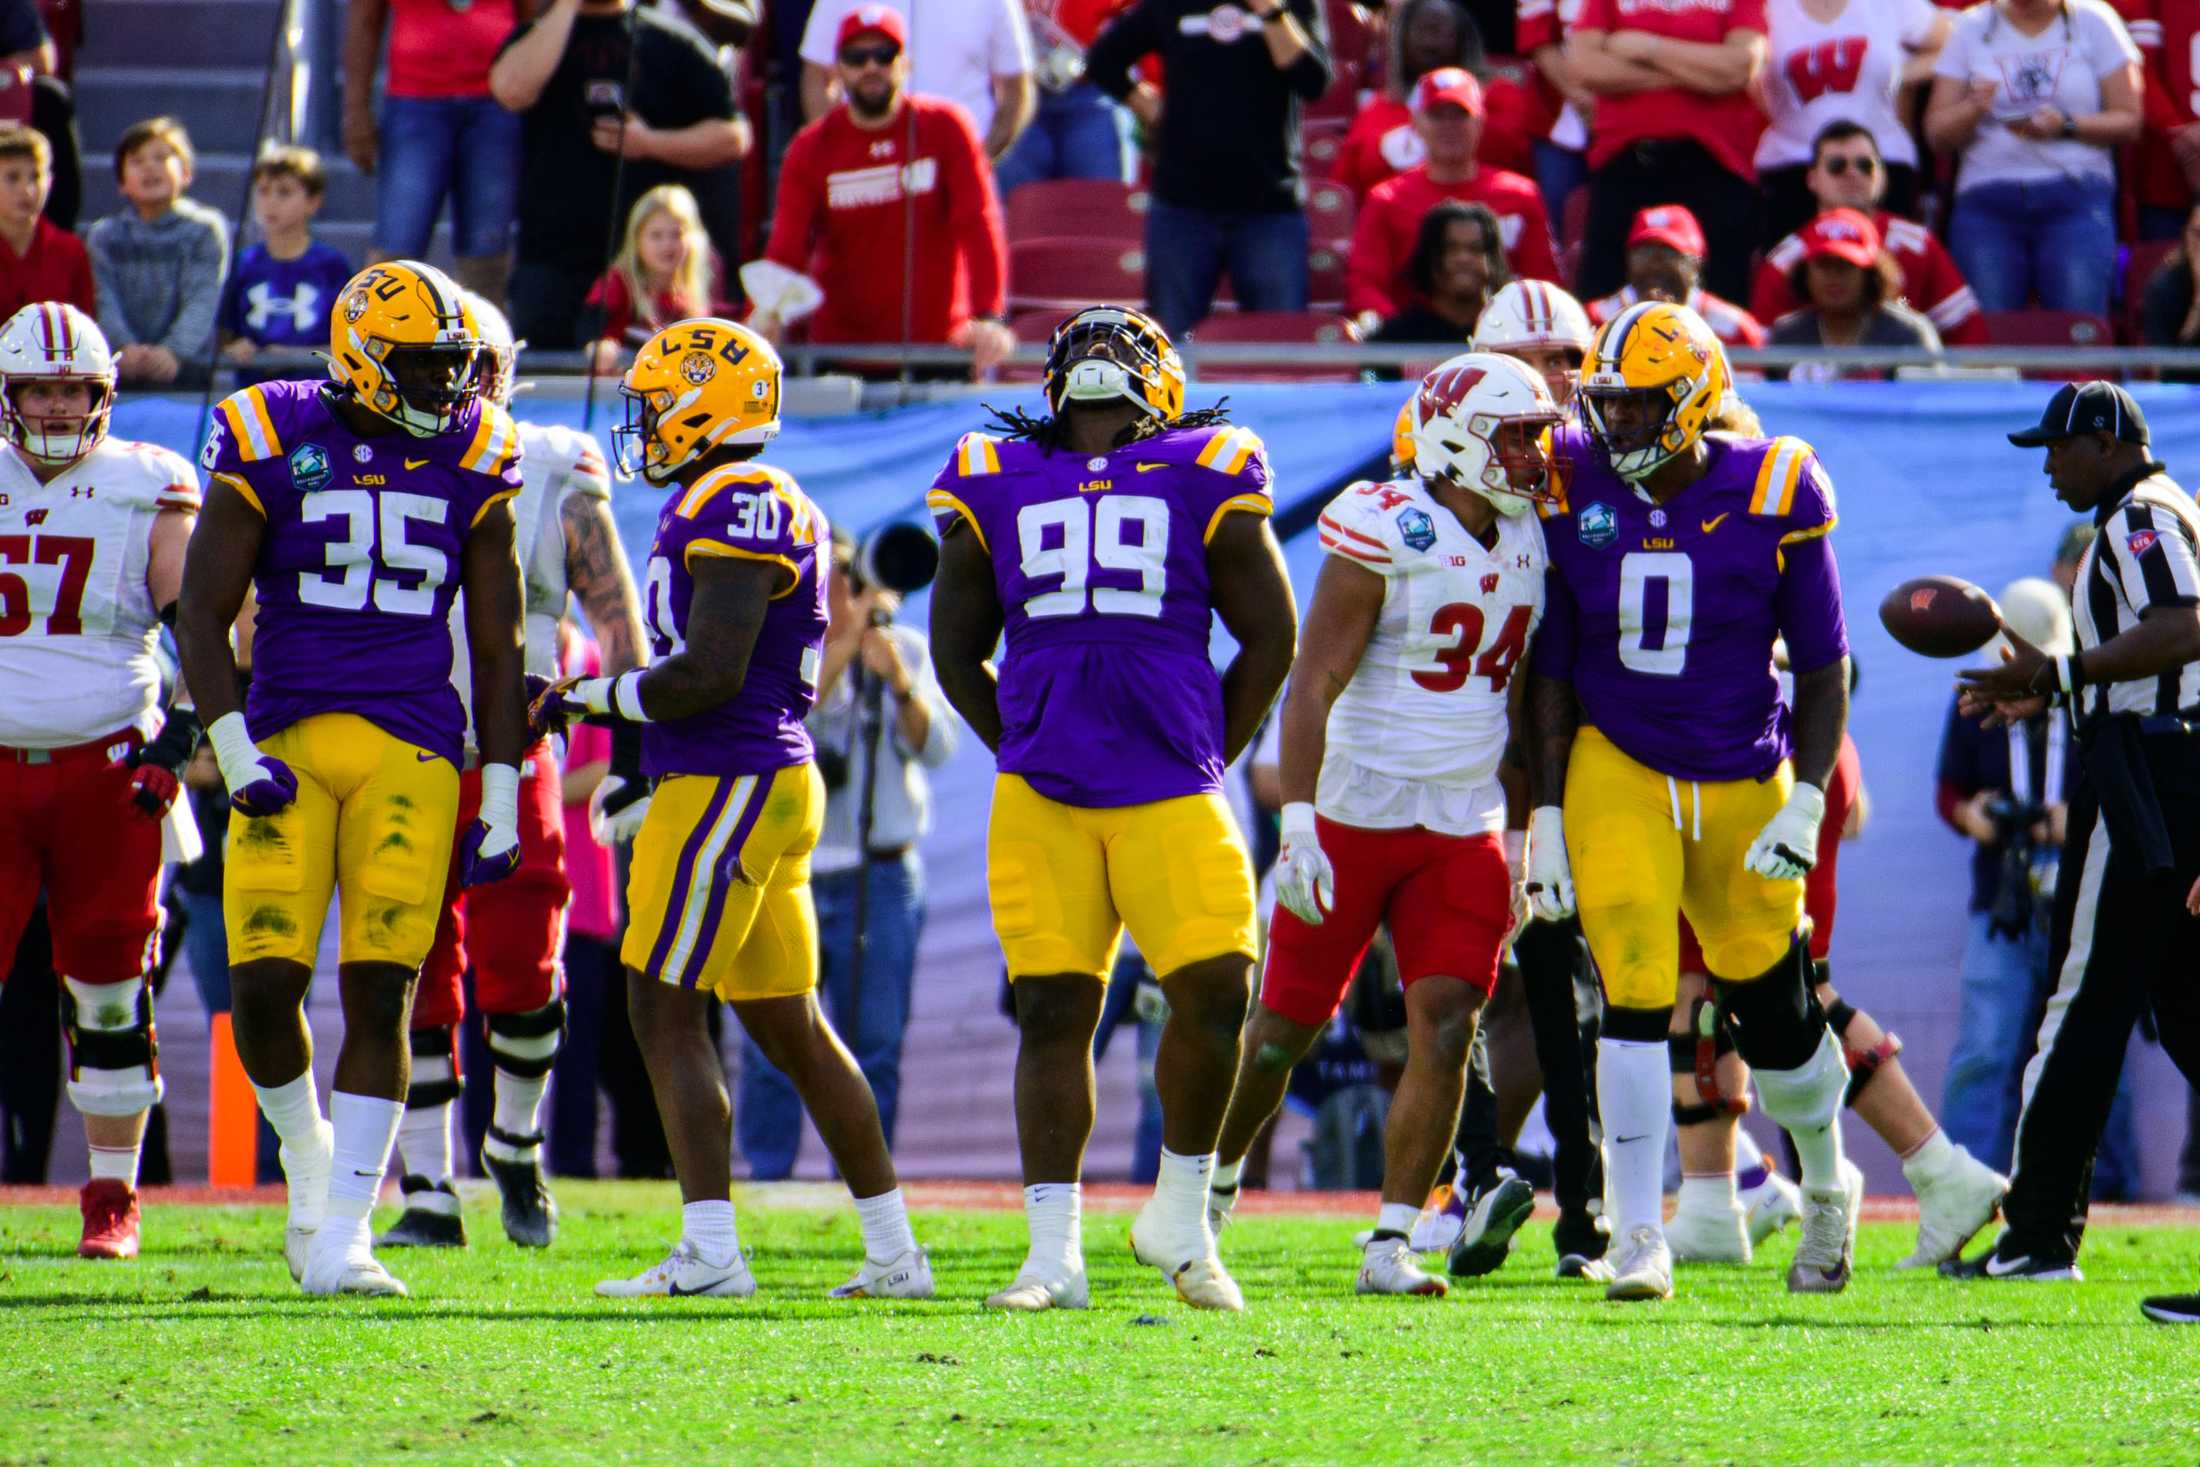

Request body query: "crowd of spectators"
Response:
[9, 0, 2200, 396]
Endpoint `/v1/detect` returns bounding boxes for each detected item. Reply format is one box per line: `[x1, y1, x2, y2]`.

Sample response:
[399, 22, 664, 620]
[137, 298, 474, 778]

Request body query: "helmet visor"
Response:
[1489, 415, 1562, 498]
[1579, 382, 1677, 460]
[383, 342, 482, 417]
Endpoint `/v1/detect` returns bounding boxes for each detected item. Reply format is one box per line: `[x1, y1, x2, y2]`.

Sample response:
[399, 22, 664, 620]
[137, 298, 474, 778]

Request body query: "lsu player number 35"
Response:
[928, 306, 1298, 1314]
[0, 302, 203, 1263]
[1527, 301, 1860, 1302]
[1207, 353, 1558, 1301]
[174, 260, 531, 1300]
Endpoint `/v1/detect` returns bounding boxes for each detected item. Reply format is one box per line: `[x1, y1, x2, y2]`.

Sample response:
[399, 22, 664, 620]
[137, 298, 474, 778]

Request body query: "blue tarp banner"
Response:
[109, 379, 2200, 1183]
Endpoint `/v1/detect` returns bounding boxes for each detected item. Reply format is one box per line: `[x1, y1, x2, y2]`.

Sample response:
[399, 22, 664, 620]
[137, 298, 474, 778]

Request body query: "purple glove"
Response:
[207, 712, 299, 817]
[461, 763, 522, 887]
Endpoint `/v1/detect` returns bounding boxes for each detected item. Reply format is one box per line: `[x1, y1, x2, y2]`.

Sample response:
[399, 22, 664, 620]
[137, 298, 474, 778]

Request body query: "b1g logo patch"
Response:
[1396, 508, 1436, 552]
[1578, 501, 1617, 549]
[289, 442, 333, 494]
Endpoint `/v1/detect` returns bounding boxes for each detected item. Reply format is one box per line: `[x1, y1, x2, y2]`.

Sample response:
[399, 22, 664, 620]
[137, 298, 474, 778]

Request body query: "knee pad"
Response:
[407, 1024, 463, 1108]
[1710, 939, 1824, 1074]
[61, 976, 163, 1116]
[1668, 1012, 1746, 1127]
[486, 999, 567, 1079]
[1824, 1000, 1902, 1106]
[1603, 1002, 1673, 1045]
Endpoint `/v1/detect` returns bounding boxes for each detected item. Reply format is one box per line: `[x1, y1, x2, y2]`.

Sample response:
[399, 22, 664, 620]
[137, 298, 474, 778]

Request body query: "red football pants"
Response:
[1260, 815, 1510, 1028]
[0, 733, 162, 985]
[412, 742, 570, 1029]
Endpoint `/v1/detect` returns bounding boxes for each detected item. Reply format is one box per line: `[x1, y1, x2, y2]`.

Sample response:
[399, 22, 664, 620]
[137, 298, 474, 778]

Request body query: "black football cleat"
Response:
[375, 1176, 467, 1249]
[1938, 1234, 2082, 1282]
[2141, 1292, 2200, 1323]
[483, 1127, 558, 1248]
[1448, 1174, 1536, 1278]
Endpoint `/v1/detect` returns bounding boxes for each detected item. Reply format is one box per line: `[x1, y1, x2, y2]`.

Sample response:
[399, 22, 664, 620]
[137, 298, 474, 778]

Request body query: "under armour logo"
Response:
[244, 280, 325, 335]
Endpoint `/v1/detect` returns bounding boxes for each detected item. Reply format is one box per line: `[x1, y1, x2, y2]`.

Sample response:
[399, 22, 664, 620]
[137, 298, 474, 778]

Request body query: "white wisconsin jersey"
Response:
[0, 437, 199, 748]
[1313, 477, 1546, 835]
[451, 421, 610, 747]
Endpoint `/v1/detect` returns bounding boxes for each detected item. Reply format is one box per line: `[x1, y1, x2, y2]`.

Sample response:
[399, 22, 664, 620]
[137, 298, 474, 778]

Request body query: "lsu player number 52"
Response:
[1207, 353, 1558, 1300]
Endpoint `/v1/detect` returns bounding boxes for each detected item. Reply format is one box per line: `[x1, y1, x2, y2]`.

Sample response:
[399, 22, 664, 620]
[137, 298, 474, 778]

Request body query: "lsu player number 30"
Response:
[928, 306, 1298, 1314]
[174, 261, 531, 1300]
[1527, 301, 1860, 1302]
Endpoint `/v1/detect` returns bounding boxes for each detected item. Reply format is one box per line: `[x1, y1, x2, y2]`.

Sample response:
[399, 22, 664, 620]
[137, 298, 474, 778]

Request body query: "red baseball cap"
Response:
[1798, 207, 1882, 269]
[836, 4, 907, 51]
[1627, 205, 1706, 259]
[1410, 66, 1485, 117]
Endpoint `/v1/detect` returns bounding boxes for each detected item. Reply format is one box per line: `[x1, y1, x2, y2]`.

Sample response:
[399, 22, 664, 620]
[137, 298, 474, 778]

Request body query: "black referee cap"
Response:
[2009, 380, 2150, 447]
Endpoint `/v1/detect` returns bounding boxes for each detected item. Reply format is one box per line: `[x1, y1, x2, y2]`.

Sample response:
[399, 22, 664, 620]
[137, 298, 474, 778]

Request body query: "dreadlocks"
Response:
[982, 399, 1234, 454]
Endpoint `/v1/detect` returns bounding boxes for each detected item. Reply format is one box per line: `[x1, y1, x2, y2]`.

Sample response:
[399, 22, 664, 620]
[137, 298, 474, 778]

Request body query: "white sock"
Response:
[1152, 1147, 1216, 1244]
[1024, 1182, 1083, 1276]
[853, 1187, 918, 1264]
[1754, 1031, 1849, 1191]
[396, 1102, 455, 1184]
[319, 1091, 404, 1252]
[253, 1070, 324, 1152]
[1677, 1173, 1738, 1215]
[1212, 1157, 1243, 1192]
[1374, 1201, 1419, 1239]
[88, 1143, 141, 1188]
[1598, 1038, 1672, 1236]
[682, 1200, 739, 1268]
[484, 1068, 551, 1163]
[1901, 1127, 1957, 1189]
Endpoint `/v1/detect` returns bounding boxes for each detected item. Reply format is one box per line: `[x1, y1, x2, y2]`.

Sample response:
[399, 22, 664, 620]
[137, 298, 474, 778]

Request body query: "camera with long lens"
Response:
[1986, 795, 2054, 939]
[819, 521, 941, 793]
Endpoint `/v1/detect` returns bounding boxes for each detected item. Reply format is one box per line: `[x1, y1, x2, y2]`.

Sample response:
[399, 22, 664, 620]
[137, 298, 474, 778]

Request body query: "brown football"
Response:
[1878, 575, 2001, 658]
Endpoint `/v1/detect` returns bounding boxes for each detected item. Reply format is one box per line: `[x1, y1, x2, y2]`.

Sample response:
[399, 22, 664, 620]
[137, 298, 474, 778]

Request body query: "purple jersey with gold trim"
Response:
[928, 421, 1273, 807]
[1534, 430, 1848, 782]
[641, 460, 827, 779]
[203, 379, 523, 768]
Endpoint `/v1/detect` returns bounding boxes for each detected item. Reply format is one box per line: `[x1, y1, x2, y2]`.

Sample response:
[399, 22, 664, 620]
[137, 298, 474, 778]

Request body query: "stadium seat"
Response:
[0, 65, 30, 127]
[1984, 309, 2119, 380]
[1308, 244, 1347, 312]
[1188, 311, 1359, 381]
[1005, 179, 1148, 246]
[2121, 239, 2176, 343]
[1303, 116, 1350, 179]
[1009, 239, 1146, 314]
[1306, 178, 1355, 249]
[1326, 0, 1376, 72]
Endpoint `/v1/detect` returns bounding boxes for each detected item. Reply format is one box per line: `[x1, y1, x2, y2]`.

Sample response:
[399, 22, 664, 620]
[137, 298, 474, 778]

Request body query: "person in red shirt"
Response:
[1566, 0, 1767, 302]
[1345, 66, 1559, 325]
[747, 7, 1012, 380]
[0, 125, 92, 320]
[1335, 0, 1533, 200]
[1517, 0, 1596, 217]
[1749, 121, 1985, 344]
[2120, 0, 2200, 236]
[1584, 204, 1765, 347]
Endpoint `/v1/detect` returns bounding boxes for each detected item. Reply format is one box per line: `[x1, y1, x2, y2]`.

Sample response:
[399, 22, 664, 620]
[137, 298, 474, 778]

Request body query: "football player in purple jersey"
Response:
[175, 261, 529, 1297]
[928, 306, 1298, 1312]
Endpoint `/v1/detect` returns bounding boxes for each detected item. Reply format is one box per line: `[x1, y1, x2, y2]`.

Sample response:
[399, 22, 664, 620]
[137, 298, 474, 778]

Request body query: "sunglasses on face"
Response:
[839, 44, 900, 68]
[1819, 155, 1877, 177]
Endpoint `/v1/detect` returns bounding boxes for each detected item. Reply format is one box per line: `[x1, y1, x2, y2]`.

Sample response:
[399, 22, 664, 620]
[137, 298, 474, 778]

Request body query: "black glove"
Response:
[114, 707, 203, 819]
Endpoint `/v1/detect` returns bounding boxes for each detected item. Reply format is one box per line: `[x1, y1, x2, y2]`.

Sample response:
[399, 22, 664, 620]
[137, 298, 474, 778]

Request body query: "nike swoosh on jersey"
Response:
[405, 457, 431, 470]
[1135, 462, 1168, 472]
[1701, 513, 1731, 533]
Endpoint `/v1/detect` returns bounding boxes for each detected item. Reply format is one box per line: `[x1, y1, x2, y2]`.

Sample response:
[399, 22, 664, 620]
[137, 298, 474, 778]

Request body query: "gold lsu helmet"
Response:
[613, 317, 782, 484]
[1390, 397, 1417, 471]
[1577, 299, 1728, 483]
[1044, 305, 1184, 423]
[328, 260, 483, 437]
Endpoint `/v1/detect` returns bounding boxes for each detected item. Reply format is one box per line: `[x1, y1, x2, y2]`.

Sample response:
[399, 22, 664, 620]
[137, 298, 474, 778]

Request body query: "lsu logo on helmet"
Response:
[1577, 300, 1727, 483]
[614, 317, 781, 484]
[328, 259, 483, 438]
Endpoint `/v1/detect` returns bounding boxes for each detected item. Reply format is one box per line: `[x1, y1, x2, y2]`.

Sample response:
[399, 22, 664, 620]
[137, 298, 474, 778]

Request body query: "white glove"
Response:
[1503, 828, 1530, 936]
[589, 774, 652, 845]
[1272, 802, 1335, 925]
[1746, 781, 1825, 882]
[737, 259, 825, 325]
[1525, 805, 1575, 921]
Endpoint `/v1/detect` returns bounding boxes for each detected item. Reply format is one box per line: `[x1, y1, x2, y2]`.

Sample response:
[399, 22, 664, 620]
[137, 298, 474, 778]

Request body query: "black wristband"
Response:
[135, 705, 203, 774]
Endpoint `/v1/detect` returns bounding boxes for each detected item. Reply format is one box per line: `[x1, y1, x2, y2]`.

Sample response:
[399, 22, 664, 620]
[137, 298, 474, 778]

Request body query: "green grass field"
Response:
[1, 1183, 2195, 1465]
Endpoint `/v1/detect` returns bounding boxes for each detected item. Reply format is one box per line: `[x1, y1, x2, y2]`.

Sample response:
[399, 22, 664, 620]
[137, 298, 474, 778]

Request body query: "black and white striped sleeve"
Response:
[2105, 502, 2200, 615]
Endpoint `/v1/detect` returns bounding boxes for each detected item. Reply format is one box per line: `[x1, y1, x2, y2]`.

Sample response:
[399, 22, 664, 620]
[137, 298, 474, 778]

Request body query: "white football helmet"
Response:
[0, 302, 116, 464]
[1472, 280, 1592, 407]
[1409, 351, 1564, 517]
[461, 291, 518, 407]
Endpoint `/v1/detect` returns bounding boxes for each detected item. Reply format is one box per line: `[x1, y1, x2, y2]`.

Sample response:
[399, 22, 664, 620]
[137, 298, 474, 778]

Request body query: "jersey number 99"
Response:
[1016, 495, 1168, 620]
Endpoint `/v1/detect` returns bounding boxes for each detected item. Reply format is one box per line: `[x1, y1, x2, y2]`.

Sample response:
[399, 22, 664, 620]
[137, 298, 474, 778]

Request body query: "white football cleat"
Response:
[1743, 1169, 1805, 1246]
[830, 1247, 935, 1300]
[1358, 1237, 1448, 1297]
[984, 1266, 1090, 1311]
[595, 1241, 757, 1299]
[1129, 1198, 1245, 1311]
[278, 1118, 334, 1281]
[1605, 1225, 1675, 1302]
[1667, 1200, 1752, 1264]
[1788, 1160, 1864, 1295]
[284, 1225, 315, 1285]
[1900, 1148, 2008, 1270]
[301, 1246, 409, 1298]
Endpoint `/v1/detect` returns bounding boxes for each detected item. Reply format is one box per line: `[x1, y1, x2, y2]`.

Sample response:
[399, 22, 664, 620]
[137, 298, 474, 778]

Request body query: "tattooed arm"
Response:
[1277, 554, 1383, 806]
[561, 491, 647, 675]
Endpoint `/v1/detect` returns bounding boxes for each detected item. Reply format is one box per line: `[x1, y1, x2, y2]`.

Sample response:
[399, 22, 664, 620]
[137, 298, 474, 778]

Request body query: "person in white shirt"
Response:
[1754, 0, 1948, 241]
[800, 0, 1038, 160]
[1924, 0, 2142, 313]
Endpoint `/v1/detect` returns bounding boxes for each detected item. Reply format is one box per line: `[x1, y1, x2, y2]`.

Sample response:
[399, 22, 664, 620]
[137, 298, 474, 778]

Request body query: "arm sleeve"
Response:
[943, 107, 1009, 316]
[2089, 1, 2143, 69]
[990, 0, 1035, 74]
[1187, 428, 1275, 543]
[798, 0, 844, 67]
[1530, 563, 1578, 680]
[1082, 0, 1162, 100]
[1280, 0, 1334, 101]
[1344, 189, 1401, 318]
[2106, 500, 2200, 610]
[1774, 534, 1849, 673]
[1511, 191, 1562, 282]
[1900, 0, 1939, 48]
[85, 222, 136, 345]
[682, 471, 813, 593]
[1518, 0, 1558, 52]
[1932, 14, 1972, 79]
[1934, 701, 1978, 827]
[1575, 0, 1616, 29]
[1314, 484, 1404, 575]
[926, 436, 996, 549]
[763, 130, 823, 272]
[158, 214, 229, 359]
[895, 631, 960, 766]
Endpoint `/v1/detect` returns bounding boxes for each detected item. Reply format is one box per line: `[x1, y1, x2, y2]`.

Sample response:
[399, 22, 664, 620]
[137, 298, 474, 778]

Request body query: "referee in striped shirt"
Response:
[1945, 382, 2200, 1316]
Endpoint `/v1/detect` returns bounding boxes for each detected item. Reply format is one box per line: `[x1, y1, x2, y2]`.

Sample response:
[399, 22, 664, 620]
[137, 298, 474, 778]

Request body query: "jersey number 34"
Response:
[1413, 602, 1531, 693]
